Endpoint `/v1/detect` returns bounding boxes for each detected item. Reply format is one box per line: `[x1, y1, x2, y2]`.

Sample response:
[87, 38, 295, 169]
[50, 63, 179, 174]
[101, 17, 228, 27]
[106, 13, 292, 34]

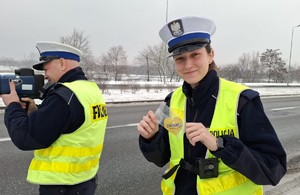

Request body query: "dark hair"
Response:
[205, 44, 218, 71]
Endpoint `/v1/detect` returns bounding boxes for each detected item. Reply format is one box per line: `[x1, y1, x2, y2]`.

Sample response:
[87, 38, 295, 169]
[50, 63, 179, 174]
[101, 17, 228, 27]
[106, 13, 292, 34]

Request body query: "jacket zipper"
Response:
[187, 98, 198, 163]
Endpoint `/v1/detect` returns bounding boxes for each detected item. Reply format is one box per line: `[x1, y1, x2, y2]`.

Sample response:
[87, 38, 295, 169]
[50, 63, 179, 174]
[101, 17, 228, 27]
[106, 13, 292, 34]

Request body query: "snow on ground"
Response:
[103, 88, 172, 103]
[0, 84, 300, 107]
[102, 85, 300, 104]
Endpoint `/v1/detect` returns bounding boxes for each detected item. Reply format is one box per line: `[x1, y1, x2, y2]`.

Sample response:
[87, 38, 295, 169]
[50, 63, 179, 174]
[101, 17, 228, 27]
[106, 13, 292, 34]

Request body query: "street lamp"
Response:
[162, 0, 169, 84]
[165, 0, 169, 22]
[287, 24, 300, 85]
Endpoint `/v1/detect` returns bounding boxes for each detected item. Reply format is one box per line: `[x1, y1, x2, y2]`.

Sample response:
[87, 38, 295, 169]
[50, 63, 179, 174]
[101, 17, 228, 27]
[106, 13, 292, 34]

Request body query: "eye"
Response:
[191, 52, 201, 58]
[174, 56, 184, 63]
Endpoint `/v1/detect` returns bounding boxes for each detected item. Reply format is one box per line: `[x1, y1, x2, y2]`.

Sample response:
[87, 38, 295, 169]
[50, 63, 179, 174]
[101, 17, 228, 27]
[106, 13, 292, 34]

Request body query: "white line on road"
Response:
[0, 137, 11, 142]
[106, 123, 138, 129]
[0, 124, 139, 143]
[271, 106, 300, 111]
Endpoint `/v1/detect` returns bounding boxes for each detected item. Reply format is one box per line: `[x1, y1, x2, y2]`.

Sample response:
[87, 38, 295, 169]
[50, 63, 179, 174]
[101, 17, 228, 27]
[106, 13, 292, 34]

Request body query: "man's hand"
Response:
[0, 81, 21, 106]
[185, 122, 218, 151]
[21, 97, 38, 113]
[137, 111, 159, 140]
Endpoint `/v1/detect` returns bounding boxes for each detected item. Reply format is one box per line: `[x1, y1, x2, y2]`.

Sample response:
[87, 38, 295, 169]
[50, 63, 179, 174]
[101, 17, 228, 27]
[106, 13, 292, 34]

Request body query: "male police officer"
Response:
[1, 41, 108, 195]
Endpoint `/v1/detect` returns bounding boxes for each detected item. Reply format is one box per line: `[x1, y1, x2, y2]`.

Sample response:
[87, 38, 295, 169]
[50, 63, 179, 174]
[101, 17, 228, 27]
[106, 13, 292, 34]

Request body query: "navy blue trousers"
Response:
[39, 176, 97, 195]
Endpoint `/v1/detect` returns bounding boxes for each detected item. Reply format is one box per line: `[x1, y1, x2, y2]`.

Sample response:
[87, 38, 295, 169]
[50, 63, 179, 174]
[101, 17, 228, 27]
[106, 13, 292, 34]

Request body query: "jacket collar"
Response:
[58, 67, 87, 83]
[182, 69, 219, 107]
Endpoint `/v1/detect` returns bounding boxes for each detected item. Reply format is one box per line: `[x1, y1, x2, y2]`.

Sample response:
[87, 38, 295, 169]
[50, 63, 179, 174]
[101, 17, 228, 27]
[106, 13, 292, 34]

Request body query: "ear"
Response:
[209, 49, 215, 63]
[59, 58, 67, 71]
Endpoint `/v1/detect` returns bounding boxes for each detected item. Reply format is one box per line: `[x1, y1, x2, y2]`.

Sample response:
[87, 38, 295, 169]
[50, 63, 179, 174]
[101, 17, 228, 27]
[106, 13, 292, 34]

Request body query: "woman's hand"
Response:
[137, 111, 159, 140]
[185, 122, 218, 151]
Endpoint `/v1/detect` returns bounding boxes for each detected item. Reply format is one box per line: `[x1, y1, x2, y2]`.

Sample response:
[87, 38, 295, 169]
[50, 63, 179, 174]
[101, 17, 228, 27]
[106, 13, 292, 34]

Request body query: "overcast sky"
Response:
[2, 0, 300, 67]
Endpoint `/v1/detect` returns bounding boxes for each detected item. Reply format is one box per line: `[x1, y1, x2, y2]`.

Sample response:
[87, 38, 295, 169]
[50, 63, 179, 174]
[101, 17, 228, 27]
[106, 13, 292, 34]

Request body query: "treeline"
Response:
[1, 29, 300, 84]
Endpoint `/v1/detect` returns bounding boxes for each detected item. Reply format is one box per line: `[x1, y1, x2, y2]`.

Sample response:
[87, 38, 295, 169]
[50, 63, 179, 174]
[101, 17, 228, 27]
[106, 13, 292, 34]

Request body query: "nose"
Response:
[183, 57, 193, 69]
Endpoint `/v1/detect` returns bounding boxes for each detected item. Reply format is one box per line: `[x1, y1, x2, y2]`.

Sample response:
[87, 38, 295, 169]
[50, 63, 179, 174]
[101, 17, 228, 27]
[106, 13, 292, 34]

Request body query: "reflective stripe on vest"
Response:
[27, 80, 108, 185]
[161, 78, 263, 195]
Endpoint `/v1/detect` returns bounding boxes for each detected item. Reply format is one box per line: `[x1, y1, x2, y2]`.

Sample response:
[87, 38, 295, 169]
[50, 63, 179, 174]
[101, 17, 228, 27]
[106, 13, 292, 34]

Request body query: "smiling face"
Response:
[43, 59, 64, 83]
[173, 47, 214, 88]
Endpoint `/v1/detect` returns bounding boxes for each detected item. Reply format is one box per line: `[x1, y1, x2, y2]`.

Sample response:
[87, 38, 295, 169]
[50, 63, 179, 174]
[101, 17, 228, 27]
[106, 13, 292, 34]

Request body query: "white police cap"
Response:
[159, 16, 216, 56]
[32, 41, 82, 70]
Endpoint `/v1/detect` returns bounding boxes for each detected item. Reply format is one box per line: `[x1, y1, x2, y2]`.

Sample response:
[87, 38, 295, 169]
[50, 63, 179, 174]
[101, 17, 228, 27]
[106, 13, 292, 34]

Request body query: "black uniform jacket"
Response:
[139, 70, 286, 195]
[4, 67, 87, 150]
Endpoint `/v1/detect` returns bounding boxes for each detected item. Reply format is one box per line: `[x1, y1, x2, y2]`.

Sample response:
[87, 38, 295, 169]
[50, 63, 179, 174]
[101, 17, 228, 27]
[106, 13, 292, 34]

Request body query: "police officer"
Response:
[137, 16, 286, 195]
[1, 41, 108, 195]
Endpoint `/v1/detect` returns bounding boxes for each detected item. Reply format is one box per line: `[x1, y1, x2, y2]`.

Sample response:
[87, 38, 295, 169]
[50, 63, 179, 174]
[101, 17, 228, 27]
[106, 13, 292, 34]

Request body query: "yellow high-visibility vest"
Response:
[161, 78, 263, 195]
[27, 80, 108, 185]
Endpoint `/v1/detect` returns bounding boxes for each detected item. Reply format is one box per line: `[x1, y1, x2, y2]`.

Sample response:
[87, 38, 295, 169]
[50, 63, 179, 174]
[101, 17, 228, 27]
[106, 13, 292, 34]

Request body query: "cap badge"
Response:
[168, 19, 184, 37]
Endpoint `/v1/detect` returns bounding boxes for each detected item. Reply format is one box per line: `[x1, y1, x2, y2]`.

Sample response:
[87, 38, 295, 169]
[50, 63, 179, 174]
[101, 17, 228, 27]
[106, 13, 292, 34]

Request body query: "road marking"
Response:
[107, 123, 138, 129]
[0, 137, 11, 142]
[0, 124, 139, 143]
[271, 106, 299, 111]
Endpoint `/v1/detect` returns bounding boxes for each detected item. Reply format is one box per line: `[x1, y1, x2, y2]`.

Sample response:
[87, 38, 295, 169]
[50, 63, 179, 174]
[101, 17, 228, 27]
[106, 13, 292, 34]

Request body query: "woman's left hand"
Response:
[185, 122, 218, 151]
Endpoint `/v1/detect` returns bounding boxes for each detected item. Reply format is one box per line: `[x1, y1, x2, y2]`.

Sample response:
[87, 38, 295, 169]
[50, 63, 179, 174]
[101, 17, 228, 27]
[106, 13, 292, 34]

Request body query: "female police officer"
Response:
[137, 16, 286, 195]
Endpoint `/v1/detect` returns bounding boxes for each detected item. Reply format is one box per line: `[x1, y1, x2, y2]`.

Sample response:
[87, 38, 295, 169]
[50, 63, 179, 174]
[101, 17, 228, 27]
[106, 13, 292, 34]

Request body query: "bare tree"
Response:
[219, 63, 242, 82]
[20, 52, 39, 69]
[136, 42, 176, 83]
[155, 42, 168, 83]
[136, 47, 151, 81]
[59, 29, 96, 79]
[104, 45, 128, 81]
[238, 51, 261, 82]
[249, 51, 262, 82]
[98, 54, 110, 80]
[260, 49, 287, 83]
[0, 55, 38, 70]
[0, 57, 18, 70]
[292, 66, 300, 82]
[165, 57, 177, 82]
[59, 29, 92, 56]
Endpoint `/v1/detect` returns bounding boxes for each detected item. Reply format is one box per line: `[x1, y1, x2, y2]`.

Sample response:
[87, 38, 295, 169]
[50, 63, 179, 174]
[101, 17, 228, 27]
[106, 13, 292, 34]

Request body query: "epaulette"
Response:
[238, 89, 259, 114]
[164, 92, 173, 106]
[54, 86, 74, 105]
[241, 89, 259, 100]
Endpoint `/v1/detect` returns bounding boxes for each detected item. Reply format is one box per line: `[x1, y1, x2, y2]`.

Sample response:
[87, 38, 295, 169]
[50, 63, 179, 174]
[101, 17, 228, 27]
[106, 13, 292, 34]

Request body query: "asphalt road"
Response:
[0, 96, 300, 195]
